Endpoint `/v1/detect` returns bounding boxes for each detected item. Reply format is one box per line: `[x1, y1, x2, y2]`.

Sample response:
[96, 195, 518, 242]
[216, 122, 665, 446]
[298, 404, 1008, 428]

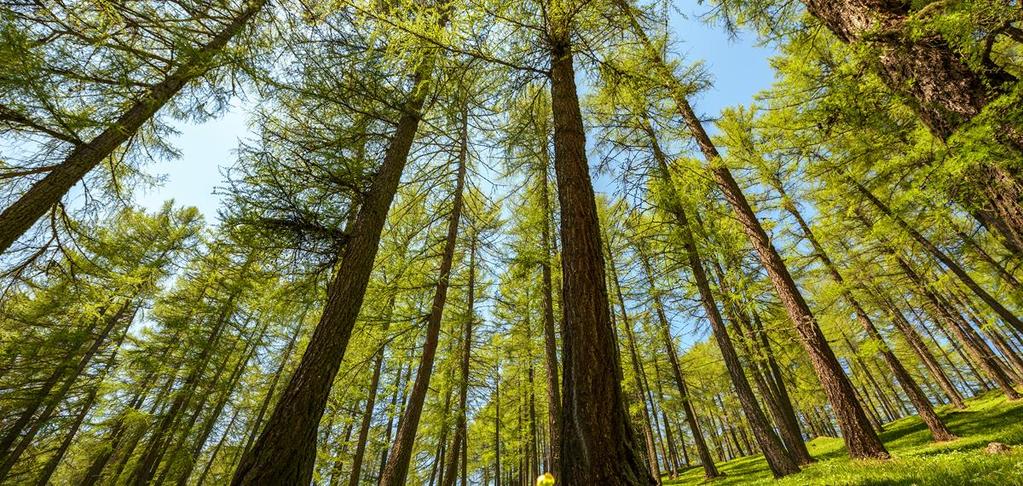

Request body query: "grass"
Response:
[664, 392, 1023, 485]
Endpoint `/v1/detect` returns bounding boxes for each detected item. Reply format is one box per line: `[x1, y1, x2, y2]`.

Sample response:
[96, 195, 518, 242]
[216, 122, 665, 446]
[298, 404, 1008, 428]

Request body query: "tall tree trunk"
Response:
[378, 105, 468, 486]
[442, 230, 476, 486]
[778, 188, 954, 440]
[347, 297, 393, 486]
[547, 8, 653, 484]
[242, 312, 304, 455]
[232, 28, 445, 483]
[34, 319, 129, 486]
[0, 0, 267, 255]
[196, 400, 242, 486]
[634, 246, 718, 478]
[642, 127, 799, 476]
[607, 238, 663, 483]
[871, 288, 967, 409]
[0, 301, 133, 480]
[893, 253, 1020, 400]
[130, 294, 238, 486]
[615, 0, 882, 459]
[537, 161, 561, 478]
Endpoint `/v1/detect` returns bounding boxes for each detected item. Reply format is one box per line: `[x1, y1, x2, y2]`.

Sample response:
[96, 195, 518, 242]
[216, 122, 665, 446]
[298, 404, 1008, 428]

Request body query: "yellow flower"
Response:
[536, 472, 555, 486]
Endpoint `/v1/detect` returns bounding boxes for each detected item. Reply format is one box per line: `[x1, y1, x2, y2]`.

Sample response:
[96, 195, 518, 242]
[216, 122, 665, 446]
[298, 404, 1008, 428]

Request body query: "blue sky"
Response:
[134, 1, 776, 220]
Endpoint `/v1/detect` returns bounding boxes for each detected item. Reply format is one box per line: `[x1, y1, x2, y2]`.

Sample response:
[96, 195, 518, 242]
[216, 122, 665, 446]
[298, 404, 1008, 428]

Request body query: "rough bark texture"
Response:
[548, 17, 654, 484]
[800, 0, 1023, 251]
[0, 0, 266, 255]
[231, 52, 438, 485]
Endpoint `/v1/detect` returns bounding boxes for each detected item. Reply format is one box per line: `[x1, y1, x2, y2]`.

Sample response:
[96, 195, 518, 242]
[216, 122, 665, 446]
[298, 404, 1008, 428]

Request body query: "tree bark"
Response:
[537, 160, 561, 478]
[607, 238, 663, 483]
[547, 8, 654, 484]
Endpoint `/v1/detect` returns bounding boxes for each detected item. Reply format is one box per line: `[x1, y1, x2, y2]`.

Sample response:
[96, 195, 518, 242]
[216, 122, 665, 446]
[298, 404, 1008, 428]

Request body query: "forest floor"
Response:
[665, 391, 1023, 485]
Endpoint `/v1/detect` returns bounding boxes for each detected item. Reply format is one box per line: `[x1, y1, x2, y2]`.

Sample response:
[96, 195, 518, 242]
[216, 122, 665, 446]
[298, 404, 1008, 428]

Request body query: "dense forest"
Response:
[1, 0, 1022, 484]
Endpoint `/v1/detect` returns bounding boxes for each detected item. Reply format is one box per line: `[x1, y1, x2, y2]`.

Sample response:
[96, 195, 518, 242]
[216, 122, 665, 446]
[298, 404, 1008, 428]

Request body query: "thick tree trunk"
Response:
[643, 126, 799, 476]
[0, 0, 267, 255]
[232, 37, 442, 483]
[800, 0, 1023, 251]
[378, 106, 468, 486]
[547, 13, 654, 484]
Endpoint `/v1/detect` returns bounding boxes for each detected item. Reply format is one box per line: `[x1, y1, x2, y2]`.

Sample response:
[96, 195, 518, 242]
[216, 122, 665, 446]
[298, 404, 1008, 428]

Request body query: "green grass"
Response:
[664, 392, 1023, 485]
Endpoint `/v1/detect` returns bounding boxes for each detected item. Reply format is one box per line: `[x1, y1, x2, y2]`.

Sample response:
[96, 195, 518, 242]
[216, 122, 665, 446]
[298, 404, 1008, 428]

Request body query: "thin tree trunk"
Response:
[613, 0, 886, 459]
[607, 238, 663, 483]
[537, 161, 561, 478]
[778, 181, 954, 442]
[850, 175, 1023, 335]
[891, 252, 1020, 400]
[641, 127, 799, 476]
[130, 294, 239, 486]
[634, 247, 719, 478]
[442, 230, 476, 486]
[347, 298, 393, 486]
[872, 288, 966, 409]
[378, 104, 468, 486]
[0, 0, 267, 255]
[242, 312, 304, 455]
[0, 302, 134, 480]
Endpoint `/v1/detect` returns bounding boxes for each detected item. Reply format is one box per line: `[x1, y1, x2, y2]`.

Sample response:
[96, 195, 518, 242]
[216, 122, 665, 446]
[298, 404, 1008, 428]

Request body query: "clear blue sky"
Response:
[134, 1, 776, 220]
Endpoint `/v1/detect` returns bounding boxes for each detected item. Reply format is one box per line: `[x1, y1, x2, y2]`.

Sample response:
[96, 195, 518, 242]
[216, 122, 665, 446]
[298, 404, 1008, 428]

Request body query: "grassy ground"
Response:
[665, 392, 1023, 485]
